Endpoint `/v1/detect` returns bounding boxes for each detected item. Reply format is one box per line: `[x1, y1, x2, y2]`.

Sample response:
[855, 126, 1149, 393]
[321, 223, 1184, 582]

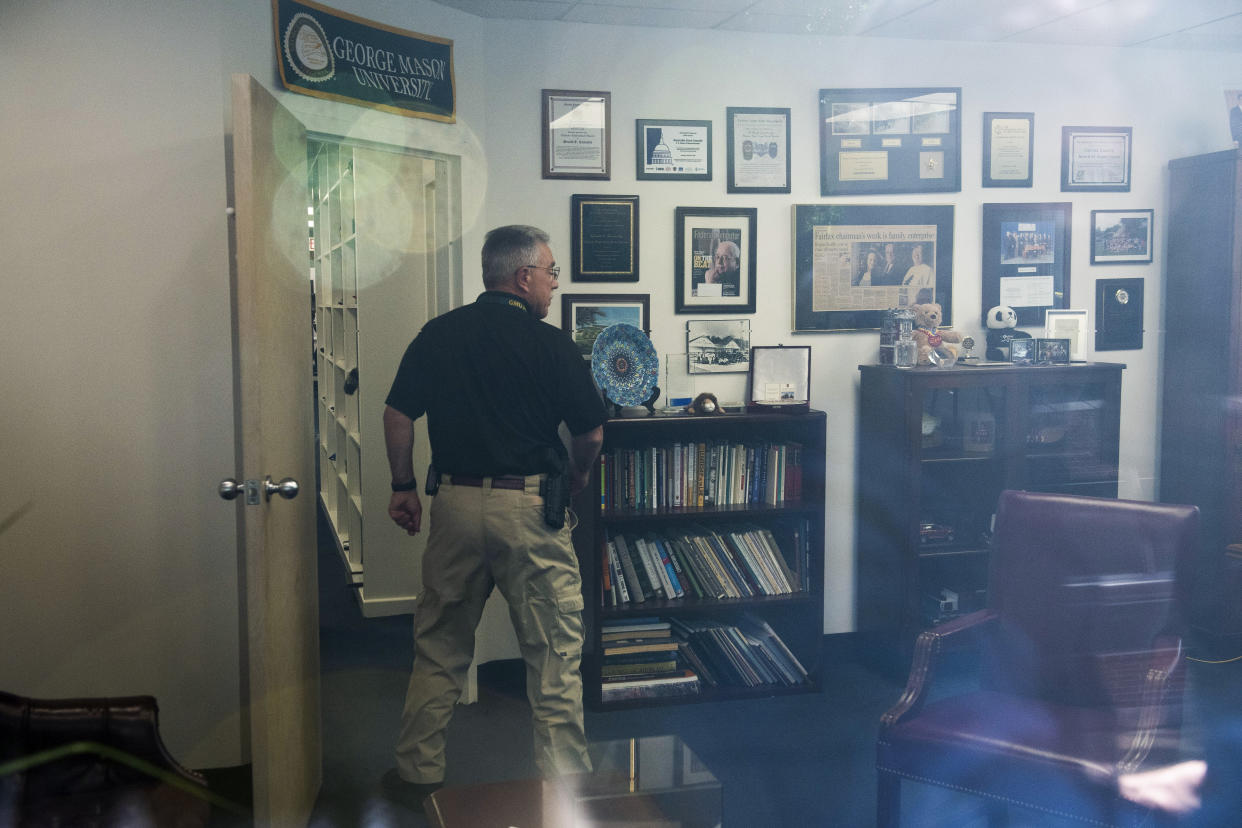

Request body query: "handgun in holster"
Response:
[425, 463, 440, 496]
[540, 472, 569, 529]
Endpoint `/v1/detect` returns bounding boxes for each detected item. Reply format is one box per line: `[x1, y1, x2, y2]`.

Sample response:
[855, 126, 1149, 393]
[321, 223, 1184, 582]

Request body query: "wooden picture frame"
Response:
[542, 89, 610, 180]
[819, 87, 961, 195]
[560, 293, 649, 360]
[571, 194, 638, 282]
[1090, 209, 1153, 265]
[674, 206, 757, 314]
[791, 203, 954, 332]
[981, 202, 1072, 328]
[636, 118, 711, 181]
[726, 107, 790, 194]
[982, 112, 1034, 188]
[1061, 126, 1131, 192]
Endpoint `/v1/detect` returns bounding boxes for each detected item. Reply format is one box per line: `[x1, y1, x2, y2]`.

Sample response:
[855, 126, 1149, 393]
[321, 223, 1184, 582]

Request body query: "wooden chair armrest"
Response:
[879, 609, 998, 733]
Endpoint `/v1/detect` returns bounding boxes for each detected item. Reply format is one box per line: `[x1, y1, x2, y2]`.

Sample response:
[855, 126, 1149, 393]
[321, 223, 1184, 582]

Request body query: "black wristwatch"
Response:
[391, 479, 418, 492]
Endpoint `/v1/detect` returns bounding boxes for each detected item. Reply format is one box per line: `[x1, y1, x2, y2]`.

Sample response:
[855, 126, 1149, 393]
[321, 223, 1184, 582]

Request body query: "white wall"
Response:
[475, 19, 1241, 632]
[0, 0, 486, 768]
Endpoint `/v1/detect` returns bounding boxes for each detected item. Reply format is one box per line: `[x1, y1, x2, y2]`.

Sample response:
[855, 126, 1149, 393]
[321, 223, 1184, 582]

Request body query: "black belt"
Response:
[447, 475, 529, 490]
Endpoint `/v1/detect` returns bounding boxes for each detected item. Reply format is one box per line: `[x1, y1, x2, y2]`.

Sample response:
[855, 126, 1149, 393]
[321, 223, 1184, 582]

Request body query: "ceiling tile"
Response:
[1014, 0, 1242, 46]
[561, 4, 733, 28]
[580, 0, 752, 10]
[431, 0, 572, 20]
[860, 0, 1095, 41]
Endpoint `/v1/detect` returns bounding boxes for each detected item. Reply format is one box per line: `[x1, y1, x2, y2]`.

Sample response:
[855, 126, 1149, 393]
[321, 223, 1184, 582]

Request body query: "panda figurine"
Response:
[985, 305, 1032, 361]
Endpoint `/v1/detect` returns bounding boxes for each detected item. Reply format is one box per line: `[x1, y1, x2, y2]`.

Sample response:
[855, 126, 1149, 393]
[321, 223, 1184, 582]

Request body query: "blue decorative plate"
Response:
[591, 323, 658, 407]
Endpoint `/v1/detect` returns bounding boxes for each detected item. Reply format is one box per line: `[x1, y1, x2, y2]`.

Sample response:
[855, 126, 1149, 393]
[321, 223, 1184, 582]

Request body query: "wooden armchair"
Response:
[877, 490, 1199, 827]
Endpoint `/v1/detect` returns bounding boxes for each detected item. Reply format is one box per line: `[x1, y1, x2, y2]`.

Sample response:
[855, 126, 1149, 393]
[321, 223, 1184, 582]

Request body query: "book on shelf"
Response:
[600, 618, 670, 635]
[607, 533, 645, 604]
[668, 616, 808, 690]
[600, 659, 680, 678]
[602, 640, 680, 656]
[600, 669, 700, 702]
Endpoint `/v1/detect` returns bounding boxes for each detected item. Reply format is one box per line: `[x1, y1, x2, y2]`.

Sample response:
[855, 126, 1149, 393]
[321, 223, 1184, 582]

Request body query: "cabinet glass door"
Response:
[1024, 380, 1118, 497]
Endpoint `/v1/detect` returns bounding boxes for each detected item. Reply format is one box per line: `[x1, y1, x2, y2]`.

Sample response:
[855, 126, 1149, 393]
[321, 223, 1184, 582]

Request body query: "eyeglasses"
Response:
[524, 264, 560, 278]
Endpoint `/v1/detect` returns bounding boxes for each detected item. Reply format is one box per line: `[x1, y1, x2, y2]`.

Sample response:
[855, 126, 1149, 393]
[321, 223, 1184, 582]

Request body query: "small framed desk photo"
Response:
[747, 345, 811, 413]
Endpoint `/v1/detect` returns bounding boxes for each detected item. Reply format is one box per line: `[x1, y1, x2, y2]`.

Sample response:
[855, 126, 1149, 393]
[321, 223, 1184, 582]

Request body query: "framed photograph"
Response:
[726, 107, 790, 194]
[571, 194, 638, 282]
[1090, 209, 1153, 265]
[560, 293, 649, 360]
[981, 202, 1072, 328]
[1009, 338, 1035, 365]
[982, 112, 1033, 188]
[1035, 338, 1071, 365]
[542, 89, 610, 179]
[687, 319, 751, 374]
[819, 88, 961, 196]
[636, 119, 711, 181]
[1095, 277, 1144, 350]
[1044, 309, 1089, 362]
[1061, 126, 1132, 192]
[674, 206, 757, 314]
[748, 345, 811, 412]
[791, 203, 954, 332]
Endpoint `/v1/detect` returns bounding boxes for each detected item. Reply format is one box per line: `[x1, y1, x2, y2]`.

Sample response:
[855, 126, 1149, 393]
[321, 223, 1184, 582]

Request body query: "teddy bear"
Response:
[984, 305, 1032, 361]
[910, 302, 963, 365]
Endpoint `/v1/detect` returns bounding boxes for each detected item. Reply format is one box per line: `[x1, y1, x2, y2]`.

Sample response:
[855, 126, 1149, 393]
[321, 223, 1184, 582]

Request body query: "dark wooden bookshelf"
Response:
[572, 409, 827, 709]
[855, 363, 1124, 671]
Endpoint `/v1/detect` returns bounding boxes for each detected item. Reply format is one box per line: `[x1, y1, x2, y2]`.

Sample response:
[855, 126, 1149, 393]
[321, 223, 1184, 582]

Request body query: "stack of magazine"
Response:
[599, 619, 700, 703]
[602, 523, 810, 608]
[671, 614, 809, 689]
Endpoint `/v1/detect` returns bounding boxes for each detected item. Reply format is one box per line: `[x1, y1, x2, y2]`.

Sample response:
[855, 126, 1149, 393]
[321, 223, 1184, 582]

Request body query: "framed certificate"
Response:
[571, 194, 638, 282]
[982, 112, 1033, 188]
[1061, 126, 1131, 192]
[542, 89, 610, 179]
[726, 107, 790, 194]
[636, 118, 711, 181]
[819, 88, 961, 195]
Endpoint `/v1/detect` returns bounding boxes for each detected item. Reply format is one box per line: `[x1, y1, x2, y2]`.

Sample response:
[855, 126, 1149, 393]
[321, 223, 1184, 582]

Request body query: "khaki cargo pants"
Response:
[394, 475, 590, 783]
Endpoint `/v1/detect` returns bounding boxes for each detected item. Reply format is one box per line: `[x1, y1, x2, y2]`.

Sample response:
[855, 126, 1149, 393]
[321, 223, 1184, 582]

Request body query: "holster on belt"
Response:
[540, 472, 569, 529]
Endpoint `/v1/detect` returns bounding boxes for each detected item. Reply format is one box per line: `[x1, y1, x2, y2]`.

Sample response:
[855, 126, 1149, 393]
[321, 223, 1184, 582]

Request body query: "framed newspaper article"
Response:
[791, 204, 954, 332]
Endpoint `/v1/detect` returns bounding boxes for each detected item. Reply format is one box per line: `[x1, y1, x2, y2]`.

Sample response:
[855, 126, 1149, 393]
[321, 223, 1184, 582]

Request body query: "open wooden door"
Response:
[227, 73, 321, 824]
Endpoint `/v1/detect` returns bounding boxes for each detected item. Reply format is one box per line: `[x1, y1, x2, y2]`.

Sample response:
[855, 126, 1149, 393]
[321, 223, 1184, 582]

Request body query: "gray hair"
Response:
[482, 225, 550, 289]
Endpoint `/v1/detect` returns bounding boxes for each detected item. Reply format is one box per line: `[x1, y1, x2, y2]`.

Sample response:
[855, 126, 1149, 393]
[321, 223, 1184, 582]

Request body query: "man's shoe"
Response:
[381, 768, 442, 810]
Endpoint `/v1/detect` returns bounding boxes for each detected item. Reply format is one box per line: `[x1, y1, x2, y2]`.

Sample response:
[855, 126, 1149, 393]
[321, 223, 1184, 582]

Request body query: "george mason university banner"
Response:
[274, 0, 455, 122]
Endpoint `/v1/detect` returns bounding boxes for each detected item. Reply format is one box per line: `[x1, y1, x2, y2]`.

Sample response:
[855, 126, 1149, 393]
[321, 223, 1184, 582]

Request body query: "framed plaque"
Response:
[1061, 126, 1131, 192]
[791, 203, 954, 332]
[1043, 309, 1089, 361]
[636, 118, 711, 181]
[982, 112, 1033, 188]
[674, 206, 757, 314]
[1090, 209, 1153, 265]
[981, 202, 1071, 328]
[1095, 277, 1144, 350]
[571, 194, 638, 282]
[819, 88, 961, 195]
[726, 107, 790, 194]
[542, 89, 610, 179]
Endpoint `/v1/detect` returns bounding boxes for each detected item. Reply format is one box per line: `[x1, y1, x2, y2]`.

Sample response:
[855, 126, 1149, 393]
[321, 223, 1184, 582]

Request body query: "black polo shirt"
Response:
[385, 291, 607, 477]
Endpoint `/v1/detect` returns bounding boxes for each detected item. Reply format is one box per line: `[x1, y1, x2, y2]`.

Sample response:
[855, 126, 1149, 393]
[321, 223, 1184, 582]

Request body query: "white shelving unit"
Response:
[310, 139, 462, 617]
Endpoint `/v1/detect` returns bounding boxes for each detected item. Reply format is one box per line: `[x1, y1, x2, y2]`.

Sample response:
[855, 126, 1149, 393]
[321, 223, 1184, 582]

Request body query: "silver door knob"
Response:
[264, 476, 299, 500]
[218, 479, 244, 500]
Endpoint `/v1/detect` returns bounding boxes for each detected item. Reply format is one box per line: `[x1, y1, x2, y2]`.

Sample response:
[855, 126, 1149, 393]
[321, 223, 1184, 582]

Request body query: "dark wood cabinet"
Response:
[1162, 148, 1242, 637]
[572, 410, 826, 709]
[855, 364, 1124, 663]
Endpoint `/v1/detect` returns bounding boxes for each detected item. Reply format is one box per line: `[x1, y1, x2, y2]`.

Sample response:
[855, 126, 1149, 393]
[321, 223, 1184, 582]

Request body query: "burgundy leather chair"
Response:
[1, 691, 215, 827]
[877, 490, 1199, 827]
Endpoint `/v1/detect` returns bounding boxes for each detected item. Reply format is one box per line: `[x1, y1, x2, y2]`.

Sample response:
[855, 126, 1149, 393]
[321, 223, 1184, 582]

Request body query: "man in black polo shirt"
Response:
[381, 225, 606, 809]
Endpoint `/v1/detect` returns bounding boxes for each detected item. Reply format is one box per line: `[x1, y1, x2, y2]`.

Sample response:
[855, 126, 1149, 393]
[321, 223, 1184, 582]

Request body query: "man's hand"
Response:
[388, 490, 423, 535]
[702, 264, 722, 284]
